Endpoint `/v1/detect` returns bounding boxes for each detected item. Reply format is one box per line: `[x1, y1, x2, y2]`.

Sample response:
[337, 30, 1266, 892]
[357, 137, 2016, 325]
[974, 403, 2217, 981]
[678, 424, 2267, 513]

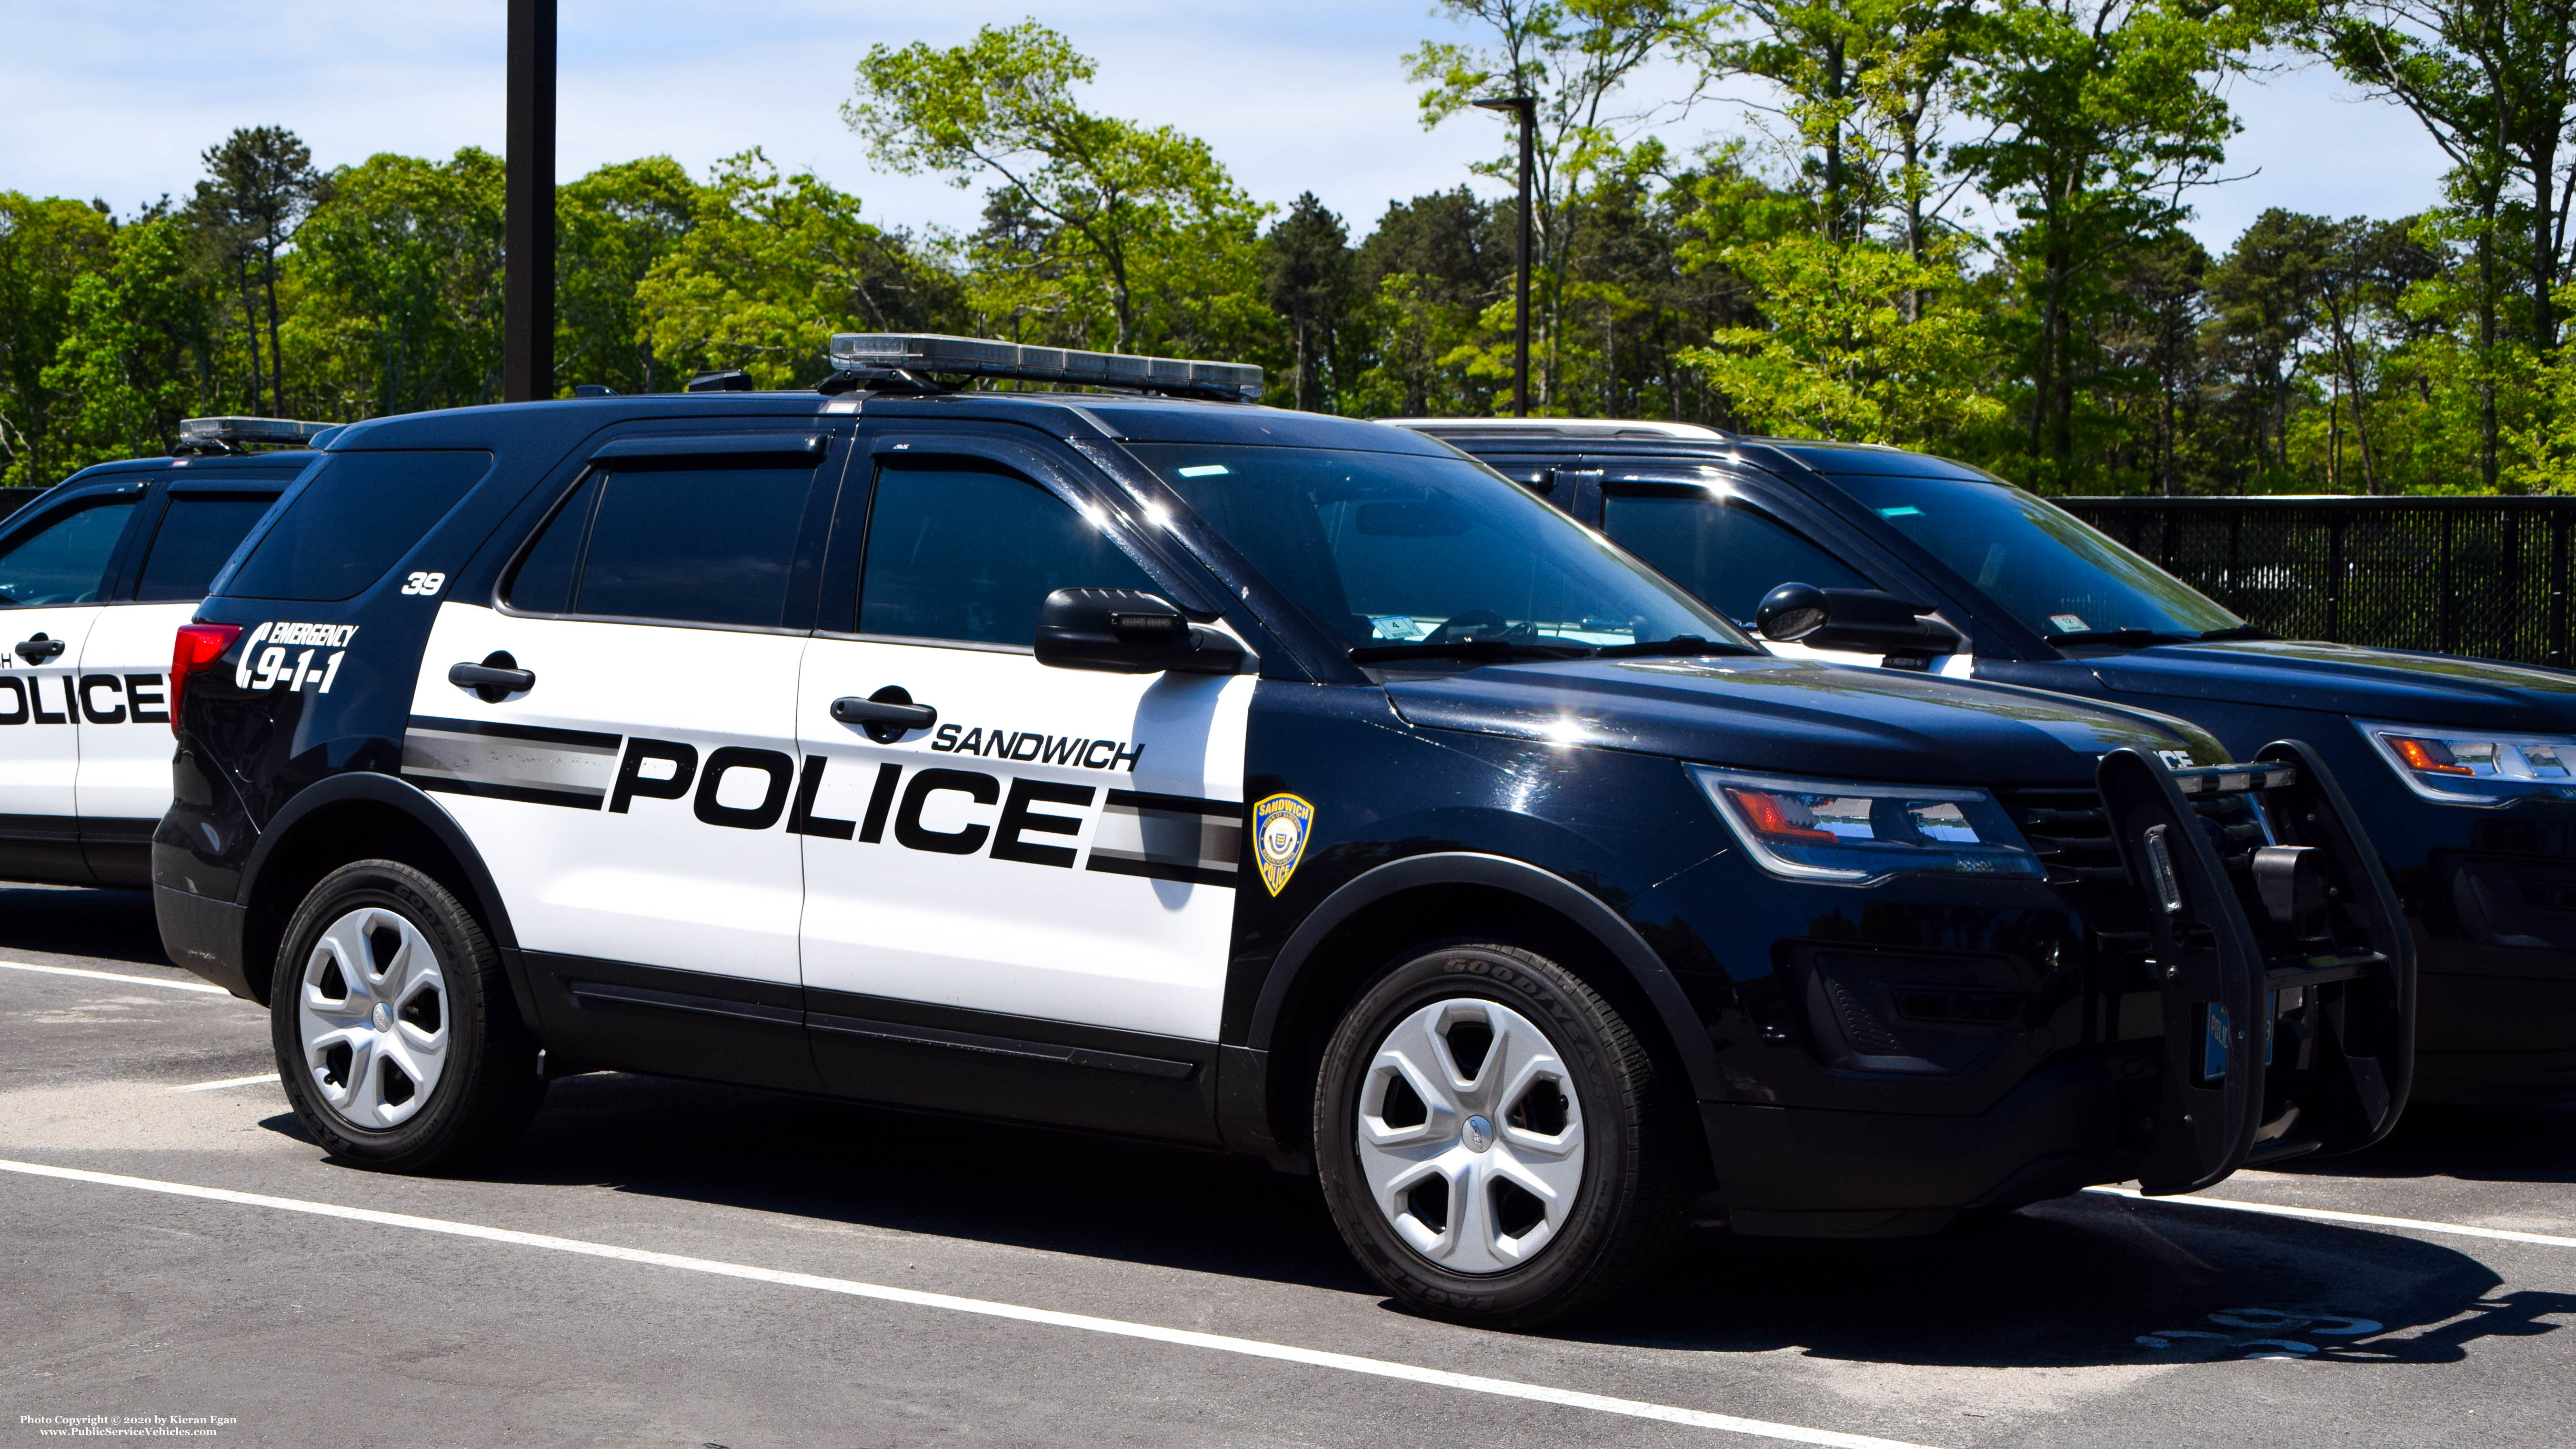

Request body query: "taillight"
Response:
[169, 623, 243, 738]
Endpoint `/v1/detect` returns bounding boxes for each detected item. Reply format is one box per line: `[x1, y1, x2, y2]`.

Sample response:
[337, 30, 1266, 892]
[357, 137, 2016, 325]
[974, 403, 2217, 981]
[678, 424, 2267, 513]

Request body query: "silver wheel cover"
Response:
[1355, 996, 1587, 1275]
[296, 906, 450, 1131]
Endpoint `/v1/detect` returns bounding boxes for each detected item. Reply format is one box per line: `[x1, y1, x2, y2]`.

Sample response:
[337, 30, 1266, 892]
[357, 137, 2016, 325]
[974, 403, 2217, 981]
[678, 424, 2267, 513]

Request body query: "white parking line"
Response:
[0, 1158, 1936, 1449]
[2087, 1186, 2576, 1249]
[0, 959, 228, 994]
[169, 1073, 280, 1093]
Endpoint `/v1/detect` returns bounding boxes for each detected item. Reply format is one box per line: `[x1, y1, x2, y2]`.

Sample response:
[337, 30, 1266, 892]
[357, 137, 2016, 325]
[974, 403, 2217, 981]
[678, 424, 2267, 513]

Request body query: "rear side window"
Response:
[505, 464, 817, 629]
[1603, 489, 1875, 623]
[0, 497, 138, 607]
[134, 494, 280, 602]
[858, 460, 1154, 646]
[223, 451, 491, 602]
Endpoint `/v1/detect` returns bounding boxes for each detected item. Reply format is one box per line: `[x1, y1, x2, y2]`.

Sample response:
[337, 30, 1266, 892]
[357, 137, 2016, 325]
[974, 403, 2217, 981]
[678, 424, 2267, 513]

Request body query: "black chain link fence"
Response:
[2063, 496, 2576, 668]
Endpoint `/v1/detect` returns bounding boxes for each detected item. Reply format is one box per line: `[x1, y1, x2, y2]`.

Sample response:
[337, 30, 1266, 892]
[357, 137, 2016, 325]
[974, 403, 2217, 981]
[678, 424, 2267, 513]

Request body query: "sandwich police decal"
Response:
[1252, 793, 1313, 896]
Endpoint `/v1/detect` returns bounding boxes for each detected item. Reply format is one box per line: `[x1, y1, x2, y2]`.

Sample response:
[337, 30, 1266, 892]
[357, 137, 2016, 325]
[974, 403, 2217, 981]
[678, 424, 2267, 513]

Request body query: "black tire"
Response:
[271, 859, 543, 1170]
[1314, 941, 1687, 1328]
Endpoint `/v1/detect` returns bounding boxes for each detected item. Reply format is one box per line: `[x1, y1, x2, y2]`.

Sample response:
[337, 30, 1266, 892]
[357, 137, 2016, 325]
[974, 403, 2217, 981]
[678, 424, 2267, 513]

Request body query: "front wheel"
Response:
[271, 859, 543, 1171]
[1314, 942, 1686, 1328]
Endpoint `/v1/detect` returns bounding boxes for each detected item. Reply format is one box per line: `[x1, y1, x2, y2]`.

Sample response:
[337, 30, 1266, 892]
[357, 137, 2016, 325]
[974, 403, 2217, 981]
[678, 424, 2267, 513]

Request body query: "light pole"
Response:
[1472, 94, 1534, 417]
[504, 0, 557, 402]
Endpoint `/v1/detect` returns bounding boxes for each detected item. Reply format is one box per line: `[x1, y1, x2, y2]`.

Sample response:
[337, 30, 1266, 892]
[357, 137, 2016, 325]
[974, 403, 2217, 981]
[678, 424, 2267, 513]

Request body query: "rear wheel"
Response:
[271, 860, 543, 1170]
[1314, 942, 1685, 1328]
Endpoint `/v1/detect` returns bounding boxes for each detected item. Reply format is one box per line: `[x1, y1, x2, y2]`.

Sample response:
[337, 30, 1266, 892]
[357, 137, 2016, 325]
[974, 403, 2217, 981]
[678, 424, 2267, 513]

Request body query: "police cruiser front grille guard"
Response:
[2097, 743, 2414, 1195]
[821, 333, 1264, 405]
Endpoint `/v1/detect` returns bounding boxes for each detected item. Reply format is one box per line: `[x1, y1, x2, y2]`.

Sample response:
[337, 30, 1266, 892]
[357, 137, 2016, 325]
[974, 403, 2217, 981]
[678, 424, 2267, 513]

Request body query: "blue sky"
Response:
[1, 0, 2453, 255]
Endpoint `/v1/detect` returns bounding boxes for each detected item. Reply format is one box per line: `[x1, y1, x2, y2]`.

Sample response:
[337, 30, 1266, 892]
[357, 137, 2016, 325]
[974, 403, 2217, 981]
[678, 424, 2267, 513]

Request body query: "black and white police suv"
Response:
[0, 417, 319, 888]
[157, 340, 2410, 1325]
[1393, 418, 2572, 1107]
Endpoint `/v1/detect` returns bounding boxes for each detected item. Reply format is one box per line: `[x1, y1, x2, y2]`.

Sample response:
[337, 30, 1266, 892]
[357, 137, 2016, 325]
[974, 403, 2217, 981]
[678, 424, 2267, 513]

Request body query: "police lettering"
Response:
[0, 672, 169, 727]
[929, 723, 1143, 772]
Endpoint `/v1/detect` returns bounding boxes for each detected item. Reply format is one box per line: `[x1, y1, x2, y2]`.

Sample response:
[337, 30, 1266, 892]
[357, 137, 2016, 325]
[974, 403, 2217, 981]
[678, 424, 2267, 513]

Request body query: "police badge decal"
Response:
[1252, 793, 1314, 896]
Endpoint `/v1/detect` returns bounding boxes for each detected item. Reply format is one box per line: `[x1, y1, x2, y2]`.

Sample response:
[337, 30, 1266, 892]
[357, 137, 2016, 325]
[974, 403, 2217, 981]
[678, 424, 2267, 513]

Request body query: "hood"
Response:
[2090, 639, 2576, 731]
[1384, 654, 2224, 786]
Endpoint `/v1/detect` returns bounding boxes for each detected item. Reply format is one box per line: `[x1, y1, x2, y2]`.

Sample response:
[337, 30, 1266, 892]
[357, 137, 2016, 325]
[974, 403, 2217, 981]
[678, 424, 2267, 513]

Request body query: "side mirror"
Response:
[1035, 588, 1245, 675]
[1755, 582, 1965, 659]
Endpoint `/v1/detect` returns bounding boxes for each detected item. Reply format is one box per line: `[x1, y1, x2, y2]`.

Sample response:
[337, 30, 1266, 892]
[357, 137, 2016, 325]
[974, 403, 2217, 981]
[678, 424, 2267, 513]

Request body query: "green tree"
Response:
[189, 126, 323, 416]
[40, 213, 220, 469]
[845, 20, 1267, 356]
[0, 194, 116, 483]
[1953, 0, 2275, 483]
[286, 148, 507, 418]
[557, 157, 704, 395]
[638, 151, 957, 389]
[1265, 194, 1353, 411]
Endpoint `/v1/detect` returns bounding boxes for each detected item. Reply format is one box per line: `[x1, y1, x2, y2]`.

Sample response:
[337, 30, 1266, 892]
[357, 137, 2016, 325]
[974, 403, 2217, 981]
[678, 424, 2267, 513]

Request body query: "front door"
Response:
[402, 436, 834, 1088]
[77, 482, 287, 884]
[0, 488, 144, 883]
[794, 443, 1252, 1136]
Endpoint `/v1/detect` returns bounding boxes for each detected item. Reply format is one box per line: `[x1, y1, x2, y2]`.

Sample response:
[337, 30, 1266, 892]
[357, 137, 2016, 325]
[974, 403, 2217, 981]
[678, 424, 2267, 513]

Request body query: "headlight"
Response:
[1688, 766, 2046, 884]
[2356, 719, 2576, 805]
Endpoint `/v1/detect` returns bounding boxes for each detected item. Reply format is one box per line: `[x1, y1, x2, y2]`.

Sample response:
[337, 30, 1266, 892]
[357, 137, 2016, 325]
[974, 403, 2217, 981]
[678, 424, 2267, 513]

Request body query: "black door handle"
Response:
[14, 634, 63, 664]
[832, 687, 935, 743]
[449, 653, 534, 703]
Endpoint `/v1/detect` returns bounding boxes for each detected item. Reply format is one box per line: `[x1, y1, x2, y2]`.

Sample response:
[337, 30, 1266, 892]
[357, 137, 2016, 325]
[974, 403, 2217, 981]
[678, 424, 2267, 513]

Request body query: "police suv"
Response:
[0, 417, 318, 887]
[158, 340, 2410, 1326]
[1393, 418, 2570, 1107]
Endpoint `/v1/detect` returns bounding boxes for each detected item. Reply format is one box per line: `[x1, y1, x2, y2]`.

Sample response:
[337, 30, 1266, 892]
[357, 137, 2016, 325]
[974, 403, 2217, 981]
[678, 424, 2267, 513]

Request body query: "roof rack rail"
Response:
[175, 416, 335, 455]
[823, 333, 1263, 404]
[1383, 417, 1734, 442]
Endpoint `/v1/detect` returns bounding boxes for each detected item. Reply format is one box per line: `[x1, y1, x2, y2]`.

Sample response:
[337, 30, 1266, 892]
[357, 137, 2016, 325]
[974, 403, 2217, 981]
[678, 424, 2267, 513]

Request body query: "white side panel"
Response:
[407, 604, 808, 986]
[796, 639, 1253, 1040]
[0, 605, 100, 822]
[74, 602, 195, 825]
[1763, 639, 1973, 679]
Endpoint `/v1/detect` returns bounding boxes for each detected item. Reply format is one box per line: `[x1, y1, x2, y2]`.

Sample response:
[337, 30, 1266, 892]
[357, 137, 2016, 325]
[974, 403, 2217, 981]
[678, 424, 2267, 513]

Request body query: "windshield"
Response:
[1127, 443, 1748, 656]
[1829, 472, 2243, 641]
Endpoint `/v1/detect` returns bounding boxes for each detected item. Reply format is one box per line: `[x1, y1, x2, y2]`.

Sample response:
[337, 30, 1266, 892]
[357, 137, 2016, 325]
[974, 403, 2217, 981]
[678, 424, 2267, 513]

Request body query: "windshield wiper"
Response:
[1349, 640, 1595, 665]
[2049, 627, 2196, 648]
[2197, 624, 2270, 642]
[1591, 634, 1756, 659]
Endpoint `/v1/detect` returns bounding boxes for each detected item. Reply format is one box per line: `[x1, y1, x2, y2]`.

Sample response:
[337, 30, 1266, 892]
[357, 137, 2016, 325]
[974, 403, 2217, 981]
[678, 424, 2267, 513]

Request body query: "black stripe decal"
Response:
[1083, 853, 1237, 888]
[805, 1011, 1195, 1079]
[1102, 789, 1238, 816]
[565, 980, 803, 1027]
[406, 715, 624, 753]
[408, 775, 608, 811]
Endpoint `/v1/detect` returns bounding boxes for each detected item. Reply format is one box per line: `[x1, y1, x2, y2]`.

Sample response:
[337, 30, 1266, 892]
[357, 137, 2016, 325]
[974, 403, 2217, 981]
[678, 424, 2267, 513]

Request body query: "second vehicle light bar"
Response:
[178, 416, 335, 448]
[828, 333, 1263, 403]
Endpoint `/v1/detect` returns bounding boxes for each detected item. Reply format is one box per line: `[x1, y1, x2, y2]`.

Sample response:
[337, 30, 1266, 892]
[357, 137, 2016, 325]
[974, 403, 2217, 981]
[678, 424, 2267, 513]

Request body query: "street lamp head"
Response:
[1471, 94, 1535, 117]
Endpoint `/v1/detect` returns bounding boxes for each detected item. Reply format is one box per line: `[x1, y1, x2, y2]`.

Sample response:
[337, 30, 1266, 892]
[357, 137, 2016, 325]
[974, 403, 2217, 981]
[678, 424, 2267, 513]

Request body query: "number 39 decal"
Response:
[400, 572, 446, 596]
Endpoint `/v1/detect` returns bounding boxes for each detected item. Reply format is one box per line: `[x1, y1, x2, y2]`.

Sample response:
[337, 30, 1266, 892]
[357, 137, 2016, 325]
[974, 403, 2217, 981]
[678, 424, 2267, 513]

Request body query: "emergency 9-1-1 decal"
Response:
[236, 622, 358, 695]
[1253, 793, 1314, 896]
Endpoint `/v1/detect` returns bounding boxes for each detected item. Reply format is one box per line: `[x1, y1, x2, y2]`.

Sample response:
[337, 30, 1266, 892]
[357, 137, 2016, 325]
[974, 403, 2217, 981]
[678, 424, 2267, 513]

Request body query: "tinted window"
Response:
[859, 461, 1155, 645]
[1831, 472, 2241, 639]
[225, 451, 491, 601]
[502, 475, 601, 615]
[553, 466, 813, 628]
[1603, 489, 1875, 623]
[0, 498, 138, 607]
[134, 494, 281, 603]
[1128, 443, 1741, 652]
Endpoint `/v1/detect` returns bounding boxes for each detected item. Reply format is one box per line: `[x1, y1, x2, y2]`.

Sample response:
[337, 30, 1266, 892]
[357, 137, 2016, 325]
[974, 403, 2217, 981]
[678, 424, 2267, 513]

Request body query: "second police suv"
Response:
[157, 336, 2412, 1326]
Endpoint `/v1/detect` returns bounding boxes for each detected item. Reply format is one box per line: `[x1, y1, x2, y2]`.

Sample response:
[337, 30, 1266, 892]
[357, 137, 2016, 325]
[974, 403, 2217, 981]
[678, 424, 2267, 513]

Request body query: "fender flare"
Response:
[240, 772, 534, 1025]
[1245, 851, 1723, 1101]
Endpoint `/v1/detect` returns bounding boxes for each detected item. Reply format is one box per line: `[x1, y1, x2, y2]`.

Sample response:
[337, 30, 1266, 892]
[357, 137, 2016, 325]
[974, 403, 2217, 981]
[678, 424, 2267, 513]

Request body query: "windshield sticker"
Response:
[1174, 464, 1230, 478]
[2049, 613, 2089, 633]
[1253, 793, 1314, 896]
[1876, 505, 1923, 517]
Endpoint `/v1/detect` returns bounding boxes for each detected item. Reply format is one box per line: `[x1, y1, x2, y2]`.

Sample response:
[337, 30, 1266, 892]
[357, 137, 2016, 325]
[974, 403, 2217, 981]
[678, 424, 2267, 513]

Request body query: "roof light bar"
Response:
[826, 333, 1263, 403]
[178, 416, 334, 449]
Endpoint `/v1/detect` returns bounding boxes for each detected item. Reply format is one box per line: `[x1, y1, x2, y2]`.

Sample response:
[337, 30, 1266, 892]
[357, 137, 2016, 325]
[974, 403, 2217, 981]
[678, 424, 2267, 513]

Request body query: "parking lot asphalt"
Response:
[2, 883, 2571, 1449]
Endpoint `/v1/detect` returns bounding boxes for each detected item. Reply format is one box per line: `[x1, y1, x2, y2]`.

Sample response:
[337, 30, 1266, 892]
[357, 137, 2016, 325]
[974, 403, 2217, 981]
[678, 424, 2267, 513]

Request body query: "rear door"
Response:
[792, 430, 1253, 1138]
[402, 429, 839, 1090]
[76, 476, 291, 884]
[0, 483, 148, 882]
